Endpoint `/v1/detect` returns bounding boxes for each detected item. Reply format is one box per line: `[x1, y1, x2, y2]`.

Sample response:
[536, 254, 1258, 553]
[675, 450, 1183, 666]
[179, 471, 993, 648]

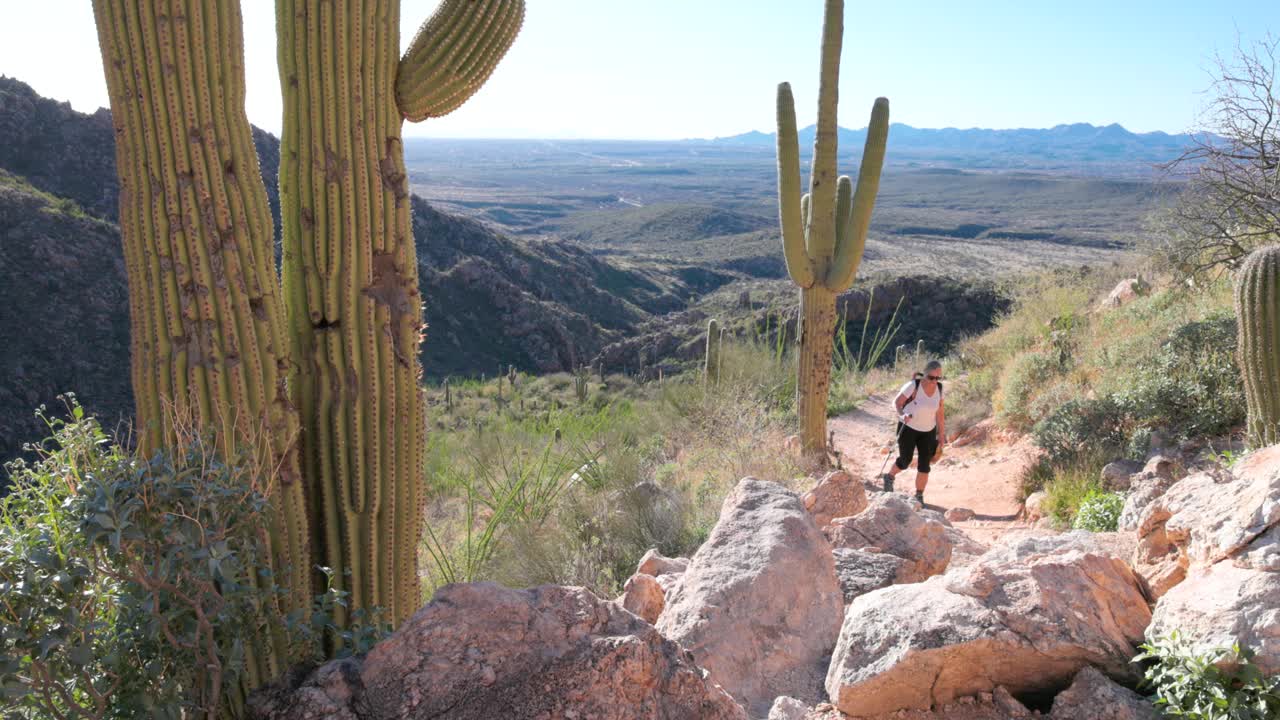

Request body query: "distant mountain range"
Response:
[709, 122, 1202, 173]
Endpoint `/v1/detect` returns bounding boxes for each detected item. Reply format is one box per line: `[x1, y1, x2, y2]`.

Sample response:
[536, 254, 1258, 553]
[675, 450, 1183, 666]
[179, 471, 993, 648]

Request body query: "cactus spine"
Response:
[705, 318, 722, 385]
[1235, 244, 1280, 447]
[776, 0, 889, 458]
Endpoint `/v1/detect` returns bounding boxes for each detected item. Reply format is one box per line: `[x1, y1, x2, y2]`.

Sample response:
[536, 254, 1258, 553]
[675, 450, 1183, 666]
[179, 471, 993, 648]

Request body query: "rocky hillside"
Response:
[0, 77, 732, 463]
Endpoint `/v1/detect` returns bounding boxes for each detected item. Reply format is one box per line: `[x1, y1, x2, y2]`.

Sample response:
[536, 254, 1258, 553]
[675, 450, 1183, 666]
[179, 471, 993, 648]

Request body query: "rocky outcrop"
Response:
[1049, 666, 1157, 720]
[1147, 561, 1280, 676]
[768, 696, 811, 720]
[656, 478, 843, 716]
[1134, 444, 1280, 598]
[801, 469, 868, 529]
[825, 493, 953, 582]
[249, 583, 746, 720]
[824, 536, 1151, 717]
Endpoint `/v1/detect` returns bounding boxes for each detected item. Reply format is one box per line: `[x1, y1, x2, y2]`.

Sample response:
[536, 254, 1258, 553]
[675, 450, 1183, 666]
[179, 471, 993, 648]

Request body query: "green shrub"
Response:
[0, 404, 310, 718]
[1136, 633, 1280, 719]
[1032, 397, 1130, 466]
[1116, 315, 1245, 441]
[1072, 489, 1125, 531]
[1038, 457, 1108, 528]
[995, 349, 1058, 430]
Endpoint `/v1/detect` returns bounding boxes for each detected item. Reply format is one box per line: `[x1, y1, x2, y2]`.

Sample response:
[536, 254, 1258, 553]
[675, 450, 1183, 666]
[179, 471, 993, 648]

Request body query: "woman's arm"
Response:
[936, 398, 947, 443]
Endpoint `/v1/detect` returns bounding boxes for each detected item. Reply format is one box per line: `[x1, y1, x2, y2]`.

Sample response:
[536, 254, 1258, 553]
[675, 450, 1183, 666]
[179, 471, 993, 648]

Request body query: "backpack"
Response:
[903, 372, 943, 406]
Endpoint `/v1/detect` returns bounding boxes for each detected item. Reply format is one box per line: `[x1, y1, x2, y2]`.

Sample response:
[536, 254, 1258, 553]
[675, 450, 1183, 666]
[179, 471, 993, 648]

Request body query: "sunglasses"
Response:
[925, 375, 943, 381]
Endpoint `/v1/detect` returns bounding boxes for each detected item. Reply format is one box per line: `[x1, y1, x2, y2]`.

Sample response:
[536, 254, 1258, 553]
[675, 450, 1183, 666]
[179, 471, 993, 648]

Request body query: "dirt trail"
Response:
[828, 391, 1038, 545]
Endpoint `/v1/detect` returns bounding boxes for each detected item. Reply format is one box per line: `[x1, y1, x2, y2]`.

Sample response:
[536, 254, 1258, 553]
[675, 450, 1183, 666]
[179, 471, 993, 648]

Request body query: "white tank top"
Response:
[898, 380, 941, 432]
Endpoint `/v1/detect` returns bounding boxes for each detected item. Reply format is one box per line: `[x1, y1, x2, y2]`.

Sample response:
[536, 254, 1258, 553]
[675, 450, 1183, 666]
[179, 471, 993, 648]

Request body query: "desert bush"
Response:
[1072, 489, 1125, 532]
[994, 349, 1059, 430]
[1032, 397, 1130, 466]
[0, 403, 321, 719]
[1114, 315, 1244, 441]
[1035, 456, 1108, 528]
[1137, 633, 1280, 719]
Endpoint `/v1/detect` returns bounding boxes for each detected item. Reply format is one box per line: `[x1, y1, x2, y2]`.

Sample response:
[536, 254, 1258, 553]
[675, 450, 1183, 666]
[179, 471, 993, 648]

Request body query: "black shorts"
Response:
[895, 423, 938, 474]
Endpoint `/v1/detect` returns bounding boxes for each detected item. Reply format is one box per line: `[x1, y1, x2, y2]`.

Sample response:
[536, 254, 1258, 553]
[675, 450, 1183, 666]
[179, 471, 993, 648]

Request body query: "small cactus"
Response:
[574, 365, 590, 404]
[1236, 244, 1280, 447]
[705, 318, 722, 385]
[444, 378, 453, 411]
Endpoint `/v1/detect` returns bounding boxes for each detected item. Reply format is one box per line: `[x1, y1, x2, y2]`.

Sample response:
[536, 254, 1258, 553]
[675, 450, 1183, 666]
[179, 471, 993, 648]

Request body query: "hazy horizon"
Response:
[3, 1, 1277, 140]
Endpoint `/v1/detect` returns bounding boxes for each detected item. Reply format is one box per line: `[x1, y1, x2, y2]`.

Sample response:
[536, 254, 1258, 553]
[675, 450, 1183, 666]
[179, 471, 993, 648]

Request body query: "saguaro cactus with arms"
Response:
[776, 0, 889, 460]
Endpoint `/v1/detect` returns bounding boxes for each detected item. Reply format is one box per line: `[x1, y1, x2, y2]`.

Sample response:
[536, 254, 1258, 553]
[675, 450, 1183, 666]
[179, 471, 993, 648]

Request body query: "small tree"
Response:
[1153, 34, 1280, 280]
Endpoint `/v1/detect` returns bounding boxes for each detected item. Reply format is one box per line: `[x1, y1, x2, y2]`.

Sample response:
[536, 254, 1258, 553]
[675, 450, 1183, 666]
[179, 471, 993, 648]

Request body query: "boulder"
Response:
[636, 547, 690, 578]
[825, 493, 953, 582]
[656, 478, 843, 715]
[1141, 455, 1180, 481]
[1098, 278, 1148, 310]
[619, 572, 665, 624]
[945, 527, 992, 570]
[1025, 491, 1048, 521]
[768, 696, 811, 720]
[1147, 560, 1280, 676]
[946, 507, 976, 522]
[801, 469, 868, 528]
[1101, 459, 1144, 491]
[824, 538, 1151, 717]
[1049, 666, 1157, 720]
[832, 548, 906, 603]
[249, 583, 747, 720]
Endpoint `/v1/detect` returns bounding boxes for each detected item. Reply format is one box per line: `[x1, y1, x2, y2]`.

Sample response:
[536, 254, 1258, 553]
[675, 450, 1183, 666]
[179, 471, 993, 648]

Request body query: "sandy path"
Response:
[828, 391, 1037, 544]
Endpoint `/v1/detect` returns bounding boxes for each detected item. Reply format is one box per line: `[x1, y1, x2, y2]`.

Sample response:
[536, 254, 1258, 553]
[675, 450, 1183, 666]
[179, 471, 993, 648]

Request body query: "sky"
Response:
[1, 1, 1277, 140]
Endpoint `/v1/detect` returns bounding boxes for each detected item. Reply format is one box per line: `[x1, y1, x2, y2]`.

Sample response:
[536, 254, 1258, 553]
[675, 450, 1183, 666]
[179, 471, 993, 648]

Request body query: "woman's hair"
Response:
[914, 359, 943, 379]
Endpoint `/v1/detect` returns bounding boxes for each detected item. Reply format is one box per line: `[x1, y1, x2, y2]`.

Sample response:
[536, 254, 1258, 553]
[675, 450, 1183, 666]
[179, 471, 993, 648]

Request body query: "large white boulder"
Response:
[656, 478, 844, 716]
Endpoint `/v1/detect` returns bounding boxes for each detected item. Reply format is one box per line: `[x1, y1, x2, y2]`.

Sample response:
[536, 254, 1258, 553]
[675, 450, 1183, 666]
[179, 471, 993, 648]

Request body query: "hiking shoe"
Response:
[915, 490, 925, 505]
[882, 474, 894, 493]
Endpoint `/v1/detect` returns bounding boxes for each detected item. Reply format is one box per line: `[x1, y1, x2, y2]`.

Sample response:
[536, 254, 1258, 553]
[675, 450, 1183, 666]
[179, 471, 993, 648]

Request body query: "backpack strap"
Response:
[905, 375, 922, 405]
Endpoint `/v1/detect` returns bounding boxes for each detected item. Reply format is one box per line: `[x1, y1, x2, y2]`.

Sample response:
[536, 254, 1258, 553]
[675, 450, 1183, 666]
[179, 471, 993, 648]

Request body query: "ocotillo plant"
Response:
[776, 0, 889, 457]
[1235, 244, 1280, 447]
[92, 0, 525, 687]
[705, 318, 722, 385]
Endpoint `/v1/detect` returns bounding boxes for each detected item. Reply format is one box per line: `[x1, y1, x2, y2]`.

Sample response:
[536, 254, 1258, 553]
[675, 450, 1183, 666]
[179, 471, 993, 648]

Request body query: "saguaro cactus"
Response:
[278, 0, 524, 629]
[705, 318, 722, 385]
[776, 0, 889, 458]
[94, 0, 524, 691]
[91, 0, 310, 688]
[1235, 244, 1280, 447]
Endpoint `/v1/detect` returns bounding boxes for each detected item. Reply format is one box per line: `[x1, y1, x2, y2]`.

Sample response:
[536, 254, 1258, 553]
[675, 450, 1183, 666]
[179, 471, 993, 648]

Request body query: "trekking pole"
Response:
[876, 413, 912, 488]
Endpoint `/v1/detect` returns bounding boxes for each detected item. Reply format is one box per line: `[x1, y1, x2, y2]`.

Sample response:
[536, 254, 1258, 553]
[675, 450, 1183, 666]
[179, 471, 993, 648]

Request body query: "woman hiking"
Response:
[882, 360, 947, 505]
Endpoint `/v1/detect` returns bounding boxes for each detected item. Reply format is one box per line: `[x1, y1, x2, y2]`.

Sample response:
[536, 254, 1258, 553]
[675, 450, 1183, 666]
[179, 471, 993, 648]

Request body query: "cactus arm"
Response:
[827, 97, 890, 290]
[805, 0, 844, 272]
[396, 0, 526, 121]
[831, 174, 853, 282]
[777, 82, 816, 288]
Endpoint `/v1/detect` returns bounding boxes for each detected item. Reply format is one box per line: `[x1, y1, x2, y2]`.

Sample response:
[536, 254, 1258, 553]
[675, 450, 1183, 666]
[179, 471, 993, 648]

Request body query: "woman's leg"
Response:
[915, 428, 938, 493]
[889, 423, 916, 479]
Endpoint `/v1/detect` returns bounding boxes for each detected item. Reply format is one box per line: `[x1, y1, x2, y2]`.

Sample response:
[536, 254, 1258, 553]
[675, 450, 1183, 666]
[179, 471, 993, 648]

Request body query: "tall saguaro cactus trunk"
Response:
[777, 0, 890, 461]
[1235, 244, 1280, 448]
[276, 0, 426, 629]
[91, 0, 309, 692]
[277, 0, 525, 628]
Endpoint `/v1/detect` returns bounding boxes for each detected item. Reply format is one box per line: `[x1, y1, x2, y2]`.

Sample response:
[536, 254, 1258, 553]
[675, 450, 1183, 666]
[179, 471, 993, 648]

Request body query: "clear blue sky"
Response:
[2, 1, 1276, 139]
